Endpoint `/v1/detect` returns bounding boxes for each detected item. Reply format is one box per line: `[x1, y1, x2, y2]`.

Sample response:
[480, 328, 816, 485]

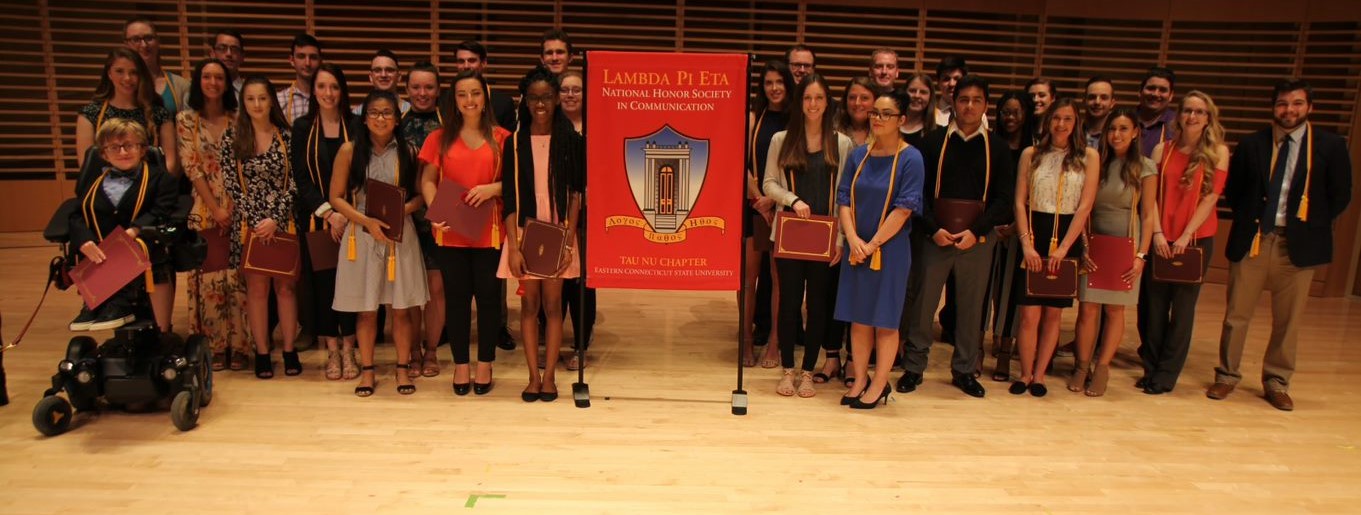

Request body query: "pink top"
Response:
[1159, 148, 1227, 240]
[496, 134, 580, 280]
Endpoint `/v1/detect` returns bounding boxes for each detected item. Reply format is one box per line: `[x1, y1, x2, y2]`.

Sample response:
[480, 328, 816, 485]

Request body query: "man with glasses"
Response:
[278, 34, 323, 124]
[900, 75, 1014, 398]
[1136, 67, 1177, 157]
[869, 48, 899, 94]
[1084, 76, 1116, 148]
[209, 29, 246, 94]
[123, 17, 189, 117]
[354, 49, 410, 116]
[786, 44, 816, 85]
[933, 56, 968, 127]
[454, 40, 518, 131]
[1211, 79, 1353, 411]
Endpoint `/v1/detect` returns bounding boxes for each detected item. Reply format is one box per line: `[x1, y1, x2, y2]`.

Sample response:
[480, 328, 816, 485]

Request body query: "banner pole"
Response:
[573, 51, 591, 409]
[731, 53, 756, 416]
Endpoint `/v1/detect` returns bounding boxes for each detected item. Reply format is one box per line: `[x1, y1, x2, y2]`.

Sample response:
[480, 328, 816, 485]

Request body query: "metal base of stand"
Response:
[572, 382, 590, 408]
[731, 389, 748, 415]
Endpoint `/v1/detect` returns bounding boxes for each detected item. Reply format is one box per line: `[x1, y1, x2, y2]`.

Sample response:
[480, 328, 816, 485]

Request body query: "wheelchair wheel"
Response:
[33, 395, 74, 436]
[184, 334, 213, 407]
[64, 336, 98, 412]
[170, 390, 199, 431]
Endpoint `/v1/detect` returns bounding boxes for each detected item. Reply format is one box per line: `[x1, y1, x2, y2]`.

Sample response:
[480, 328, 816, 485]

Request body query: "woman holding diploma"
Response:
[419, 71, 511, 396]
[833, 90, 924, 410]
[330, 91, 429, 397]
[499, 66, 584, 403]
[762, 74, 853, 398]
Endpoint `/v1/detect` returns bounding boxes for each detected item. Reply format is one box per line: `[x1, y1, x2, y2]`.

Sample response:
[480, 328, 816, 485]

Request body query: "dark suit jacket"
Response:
[491, 90, 518, 132]
[1223, 125, 1353, 267]
[68, 159, 178, 253]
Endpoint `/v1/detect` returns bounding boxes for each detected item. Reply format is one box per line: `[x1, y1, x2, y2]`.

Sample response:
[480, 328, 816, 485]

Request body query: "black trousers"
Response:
[775, 258, 835, 371]
[436, 246, 502, 364]
[754, 249, 773, 340]
[1137, 239, 1213, 390]
[562, 278, 597, 350]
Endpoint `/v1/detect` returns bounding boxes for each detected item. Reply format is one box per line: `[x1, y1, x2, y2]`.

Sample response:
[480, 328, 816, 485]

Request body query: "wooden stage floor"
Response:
[1, 233, 1359, 513]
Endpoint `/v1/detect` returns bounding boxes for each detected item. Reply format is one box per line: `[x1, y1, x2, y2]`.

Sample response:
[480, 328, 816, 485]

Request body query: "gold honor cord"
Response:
[95, 101, 159, 148]
[1252, 123, 1314, 257]
[1156, 144, 1203, 254]
[749, 110, 765, 183]
[1027, 151, 1067, 255]
[81, 162, 154, 291]
[308, 117, 351, 232]
[935, 128, 991, 242]
[848, 141, 907, 271]
[236, 132, 295, 247]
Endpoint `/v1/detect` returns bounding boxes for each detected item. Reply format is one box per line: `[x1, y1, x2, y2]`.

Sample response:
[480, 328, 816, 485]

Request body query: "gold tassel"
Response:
[136, 238, 154, 293]
[387, 243, 397, 282]
[492, 220, 501, 250]
[1049, 238, 1058, 255]
[869, 248, 882, 271]
[287, 220, 296, 235]
[1297, 196, 1309, 222]
[434, 228, 444, 246]
[347, 226, 357, 261]
[1250, 232, 1261, 258]
[241, 221, 248, 248]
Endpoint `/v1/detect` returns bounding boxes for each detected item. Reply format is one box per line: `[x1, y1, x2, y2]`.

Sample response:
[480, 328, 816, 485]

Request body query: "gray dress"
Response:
[332, 140, 430, 311]
[1078, 156, 1157, 306]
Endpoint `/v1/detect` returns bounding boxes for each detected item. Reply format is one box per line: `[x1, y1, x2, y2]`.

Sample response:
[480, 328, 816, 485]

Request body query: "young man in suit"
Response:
[1211, 79, 1353, 411]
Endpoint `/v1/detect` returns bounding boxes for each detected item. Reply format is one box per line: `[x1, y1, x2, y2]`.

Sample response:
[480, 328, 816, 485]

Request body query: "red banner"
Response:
[585, 51, 747, 291]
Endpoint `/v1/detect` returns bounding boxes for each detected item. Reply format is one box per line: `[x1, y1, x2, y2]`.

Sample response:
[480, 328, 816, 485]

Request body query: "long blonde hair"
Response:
[1172, 90, 1225, 197]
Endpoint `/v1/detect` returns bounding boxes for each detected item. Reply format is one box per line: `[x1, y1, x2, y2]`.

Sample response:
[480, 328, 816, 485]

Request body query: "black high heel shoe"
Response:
[473, 365, 494, 395]
[453, 382, 471, 396]
[354, 365, 377, 397]
[849, 384, 891, 410]
[394, 364, 416, 395]
[282, 350, 302, 376]
[254, 352, 274, 379]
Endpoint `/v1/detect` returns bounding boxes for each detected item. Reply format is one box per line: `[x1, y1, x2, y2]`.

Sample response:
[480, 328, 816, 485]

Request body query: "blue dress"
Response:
[834, 143, 924, 329]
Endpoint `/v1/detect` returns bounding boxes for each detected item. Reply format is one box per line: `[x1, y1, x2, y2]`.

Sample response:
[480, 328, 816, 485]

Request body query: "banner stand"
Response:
[730, 54, 754, 416]
[573, 54, 593, 409]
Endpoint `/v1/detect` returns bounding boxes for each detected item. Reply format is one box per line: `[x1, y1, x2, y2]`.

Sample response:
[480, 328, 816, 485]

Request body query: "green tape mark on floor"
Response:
[465, 494, 507, 508]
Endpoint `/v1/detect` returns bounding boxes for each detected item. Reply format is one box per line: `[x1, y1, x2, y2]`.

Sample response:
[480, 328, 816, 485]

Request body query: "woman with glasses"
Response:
[1137, 91, 1229, 395]
[122, 17, 189, 118]
[1010, 98, 1100, 397]
[1070, 108, 1158, 396]
[178, 58, 251, 371]
[500, 66, 585, 403]
[76, 48, 178, 179]
[220, 76, 298, 379]
[834, 89, 924, 410]
[290, 63, 359, 381]
[419, 71, 512, 396]
[330, 91, 429, 397]
[987, 91, 1038, 382]
[743, 61, 795, 368]
[557, 70, 596, 371]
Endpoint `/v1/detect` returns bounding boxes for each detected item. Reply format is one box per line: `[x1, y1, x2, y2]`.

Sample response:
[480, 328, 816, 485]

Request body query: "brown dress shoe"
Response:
[1206, 382, 1235, 400]
[1265, 390, 1294, 411]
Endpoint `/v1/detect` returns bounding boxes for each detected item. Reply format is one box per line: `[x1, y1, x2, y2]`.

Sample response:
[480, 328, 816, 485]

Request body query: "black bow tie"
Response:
[107, 166, 138, 179]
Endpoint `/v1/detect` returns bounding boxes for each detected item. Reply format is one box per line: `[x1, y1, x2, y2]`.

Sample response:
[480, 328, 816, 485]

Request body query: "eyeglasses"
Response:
[367, 110, 397, 120]
[371, 66, 398, 75]
[213, 44, 242, 54]
[789, 62, 813, 70]
[103, 143, 145, 154]
[125, 34, 157, 46]
[526, 93, 556, 104]
[1181, 107, 1209, 117]
[559, 87, 582, 96]
[867, 110, 901, 120]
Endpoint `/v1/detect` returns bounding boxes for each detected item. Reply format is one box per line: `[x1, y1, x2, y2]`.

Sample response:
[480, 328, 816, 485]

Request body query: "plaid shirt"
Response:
[276, 84, 311, 125]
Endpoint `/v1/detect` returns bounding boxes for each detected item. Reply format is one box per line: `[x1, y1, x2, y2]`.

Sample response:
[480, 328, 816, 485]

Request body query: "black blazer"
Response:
[68, 159, 178, 254]
[290, 113, 356, 228]
[915, 127, 1016, 238]
[491, 90, 518, 132]
[500, 127, 584, 227]
[1223, 125, 1353, 267]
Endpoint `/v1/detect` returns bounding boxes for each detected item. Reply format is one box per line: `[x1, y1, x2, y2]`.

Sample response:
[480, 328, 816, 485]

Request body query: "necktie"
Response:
[1262, 136, 1291, 234]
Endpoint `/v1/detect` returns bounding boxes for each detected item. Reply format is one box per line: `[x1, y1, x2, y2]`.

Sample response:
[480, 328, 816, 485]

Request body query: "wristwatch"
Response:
[1134, 252, 1147, 261]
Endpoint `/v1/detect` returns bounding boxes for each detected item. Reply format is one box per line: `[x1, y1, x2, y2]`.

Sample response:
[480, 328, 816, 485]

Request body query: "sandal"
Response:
[776, 368, 796, 396]
[564, 353, 582, 371]
[211, 351, 228, 372]
[421, 348, 440, 377]
[324, 350, 342, 381]
[796, 371, 816, 398]
[282, 350, 302, 376]
[407, 348, 424, 379]
[229, 351, 249, 371]
[341, 349, 359, 380]
[254, 352, 274, 379]
[395, 364, 416, 395]
[812, 351, 841, 384]
[354, 365, 377, 397]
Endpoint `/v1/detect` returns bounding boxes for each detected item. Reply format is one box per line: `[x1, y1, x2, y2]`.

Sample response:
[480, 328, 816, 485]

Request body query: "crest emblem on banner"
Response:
[605, 125, 725, 243]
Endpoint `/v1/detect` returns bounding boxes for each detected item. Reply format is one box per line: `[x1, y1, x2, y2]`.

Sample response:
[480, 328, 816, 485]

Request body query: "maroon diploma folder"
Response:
[304, 229, 340, 271]
[364, 180, 406, 242]
[70, 227, 152, 309]
[243, 231, 300, 279]
[772, 211, 837, 262]
[1086, 234, 1135, 291]
[933, 198, 985, 235]
[426, 179, 494, 242]
[1152, 247, 1204, 284]
[519, 218, 569, 278]
[199, 227, 230, 273]
[1026, 258, 1079, 299]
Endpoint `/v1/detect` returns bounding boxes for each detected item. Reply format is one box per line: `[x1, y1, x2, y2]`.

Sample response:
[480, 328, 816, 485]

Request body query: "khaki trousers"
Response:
[1216, 231, 1315, 392]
